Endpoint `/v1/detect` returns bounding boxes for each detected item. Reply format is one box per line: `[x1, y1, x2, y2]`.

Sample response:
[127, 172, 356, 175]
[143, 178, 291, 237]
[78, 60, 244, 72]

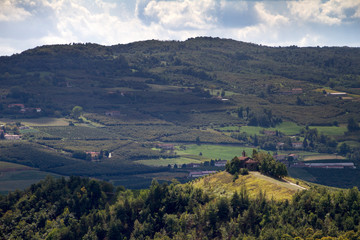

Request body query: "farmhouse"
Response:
[187, 163, 201, 168]
[244, 159, 259, 171]
[291, 162, 355, 169]
[105, 111, 121, 117]
[292, 88, 303, 94]
[157, 143, 175, 151]
[305, 162, 355, 169]
[328, 92, 347, 97]
[292, 142, 303, 149]
[288, 154, 299, 160]
[237, 151, 259, 170]
[8, 104, 25, 109]
[277, 142, 285, 149]
[263, 130, 276, 136]
[214, 160, 227, 167]
[86, 151, 101, 160]
[4, 134, 21, 140]
[188, 171, 216, 178]
[273, 154, 287, 161]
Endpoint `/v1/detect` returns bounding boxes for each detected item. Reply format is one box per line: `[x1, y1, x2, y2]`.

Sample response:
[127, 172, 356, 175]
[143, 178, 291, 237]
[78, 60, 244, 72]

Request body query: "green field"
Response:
[341, 141, 360, 148]
[0, 117, 70, 126]
[135, 157, 202, 166]
[238, 121, 302, 136]
[303, 154, 346, 161]
[309, 125, 347, 136]
[175, 144, 258, 160]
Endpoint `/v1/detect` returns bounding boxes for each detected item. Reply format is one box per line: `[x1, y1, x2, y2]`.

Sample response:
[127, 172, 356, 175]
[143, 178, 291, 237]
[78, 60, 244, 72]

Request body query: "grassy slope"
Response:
[192, 171, 306, 201]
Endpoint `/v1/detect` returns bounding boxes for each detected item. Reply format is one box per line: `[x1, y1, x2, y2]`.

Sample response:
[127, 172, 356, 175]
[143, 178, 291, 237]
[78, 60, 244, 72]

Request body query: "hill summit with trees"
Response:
[1, 176, 360, 239]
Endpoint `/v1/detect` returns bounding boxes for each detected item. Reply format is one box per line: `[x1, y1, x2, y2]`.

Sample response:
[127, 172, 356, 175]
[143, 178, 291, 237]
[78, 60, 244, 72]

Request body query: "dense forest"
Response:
[1, 176, 360, 240]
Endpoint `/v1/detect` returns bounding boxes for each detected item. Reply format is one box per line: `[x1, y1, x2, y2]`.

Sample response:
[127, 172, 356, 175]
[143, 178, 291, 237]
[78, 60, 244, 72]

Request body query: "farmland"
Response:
[0, 117, 70, 126]
[0, 38, 359, 190]
[0, 161, 62, 194]
[175, 144, 258, 160]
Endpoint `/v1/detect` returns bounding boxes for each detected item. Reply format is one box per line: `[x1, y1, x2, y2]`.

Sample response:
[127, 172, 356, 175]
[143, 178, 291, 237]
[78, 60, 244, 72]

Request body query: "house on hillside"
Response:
[214, 160, 227, 167]
[4, 134, 21, 140]
[292, 142, 303, 149]
[86, 151, 101, 160]
[188, 171, 216, 178]
[263, 130, 276, 136]
[105, 111, 121, 117]
[8, 104, 25, 109]
[292, 88, 303, 94]
[288, 154, 299, 160]
[157, 144, 175, 151]
[187, 163, 201, 168]
[328, 92, 347, 97]
[236, 151, 259, 170]
[273, 154, 287, 161]
[244, 159, 259, 170]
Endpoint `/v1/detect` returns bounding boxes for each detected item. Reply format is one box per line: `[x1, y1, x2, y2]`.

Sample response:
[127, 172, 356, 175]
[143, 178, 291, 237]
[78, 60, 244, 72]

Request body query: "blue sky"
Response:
[0, 0, 359, 56]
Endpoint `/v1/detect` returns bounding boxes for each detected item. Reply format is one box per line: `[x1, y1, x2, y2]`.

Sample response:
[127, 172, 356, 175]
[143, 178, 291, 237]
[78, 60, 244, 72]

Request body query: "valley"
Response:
[0, 37, 359, 192]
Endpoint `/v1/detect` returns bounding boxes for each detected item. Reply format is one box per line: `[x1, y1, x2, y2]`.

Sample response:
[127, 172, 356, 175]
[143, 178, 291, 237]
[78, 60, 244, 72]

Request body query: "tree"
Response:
[338, 143, 351, 155]
[0, 131, 5, 140]
[71, 106, 83, 119]
[347, 118, 359, 132]
[196, 136, 201, 145]
[237, 107, 244, 118]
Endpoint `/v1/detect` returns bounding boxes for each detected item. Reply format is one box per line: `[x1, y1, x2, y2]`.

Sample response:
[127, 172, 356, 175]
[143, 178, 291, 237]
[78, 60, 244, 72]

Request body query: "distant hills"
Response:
[0, 37, 359, 190]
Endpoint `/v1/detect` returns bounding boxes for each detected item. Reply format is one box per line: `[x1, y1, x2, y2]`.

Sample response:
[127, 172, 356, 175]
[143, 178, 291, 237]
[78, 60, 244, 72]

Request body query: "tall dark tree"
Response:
[347, 118, 359, 132]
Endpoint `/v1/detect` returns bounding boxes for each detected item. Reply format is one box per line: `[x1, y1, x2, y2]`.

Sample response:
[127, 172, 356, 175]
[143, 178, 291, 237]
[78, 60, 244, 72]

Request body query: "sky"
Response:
[0, 0, 359, 56]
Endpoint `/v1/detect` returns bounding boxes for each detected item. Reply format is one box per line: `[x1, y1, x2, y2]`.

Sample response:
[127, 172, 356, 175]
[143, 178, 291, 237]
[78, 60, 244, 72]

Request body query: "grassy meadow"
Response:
[175, 144, 258, 161]
[309, 125, 347, 136]
[191, 171, 305, 201]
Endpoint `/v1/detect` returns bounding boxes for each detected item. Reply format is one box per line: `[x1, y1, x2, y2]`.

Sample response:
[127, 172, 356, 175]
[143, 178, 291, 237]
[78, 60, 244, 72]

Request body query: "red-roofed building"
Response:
[8, 104, 25, 109]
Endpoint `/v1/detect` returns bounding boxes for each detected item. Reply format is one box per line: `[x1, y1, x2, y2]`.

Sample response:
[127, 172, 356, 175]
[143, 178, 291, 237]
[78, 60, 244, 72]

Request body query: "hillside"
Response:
[0, 37, 360, 190]
[1, 176, 360, 239]
[192, 171, 306, 201]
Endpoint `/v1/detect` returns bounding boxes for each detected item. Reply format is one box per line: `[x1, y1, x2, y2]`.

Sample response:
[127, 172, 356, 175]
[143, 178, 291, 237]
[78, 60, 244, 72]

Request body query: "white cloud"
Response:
[288, 0, 360, 25]
[143, 0, 218, 30]
[0, 0, 32, 22]
[255, 2, 289, 26]
[298, 33, 320, 46]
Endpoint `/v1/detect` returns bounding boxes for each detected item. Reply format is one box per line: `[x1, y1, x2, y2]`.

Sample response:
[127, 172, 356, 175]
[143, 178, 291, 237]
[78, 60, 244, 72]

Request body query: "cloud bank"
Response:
[0, 0, 359, 56]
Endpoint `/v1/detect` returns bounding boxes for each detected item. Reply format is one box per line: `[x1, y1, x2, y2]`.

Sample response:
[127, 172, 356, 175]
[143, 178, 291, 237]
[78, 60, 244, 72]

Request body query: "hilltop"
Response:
[1, 175, 360, 239]
[192, 171, 306, 201]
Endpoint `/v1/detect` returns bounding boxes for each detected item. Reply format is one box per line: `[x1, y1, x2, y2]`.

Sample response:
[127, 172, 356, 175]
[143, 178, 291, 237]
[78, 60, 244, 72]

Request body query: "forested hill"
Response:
[1, 37, 360, 89]
[1, 37, 360, 126]
[1, 176, 360, 239]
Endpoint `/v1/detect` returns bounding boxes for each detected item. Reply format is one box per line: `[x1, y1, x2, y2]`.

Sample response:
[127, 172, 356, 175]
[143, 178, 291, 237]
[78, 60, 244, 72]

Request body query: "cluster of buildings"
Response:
[8, 104, 41, 113]
[0, 128, 21, 140]
[292, 162, 356, 169]
[279, 88, 303, 95]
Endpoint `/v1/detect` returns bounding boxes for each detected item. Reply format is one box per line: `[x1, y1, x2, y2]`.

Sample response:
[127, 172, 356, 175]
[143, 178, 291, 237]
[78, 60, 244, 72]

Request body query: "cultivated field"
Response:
[0, 161, 62, 194]
[135, 157, 202, 167]
[0, 117, 70, 126]
[303, 154, 346, 161]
